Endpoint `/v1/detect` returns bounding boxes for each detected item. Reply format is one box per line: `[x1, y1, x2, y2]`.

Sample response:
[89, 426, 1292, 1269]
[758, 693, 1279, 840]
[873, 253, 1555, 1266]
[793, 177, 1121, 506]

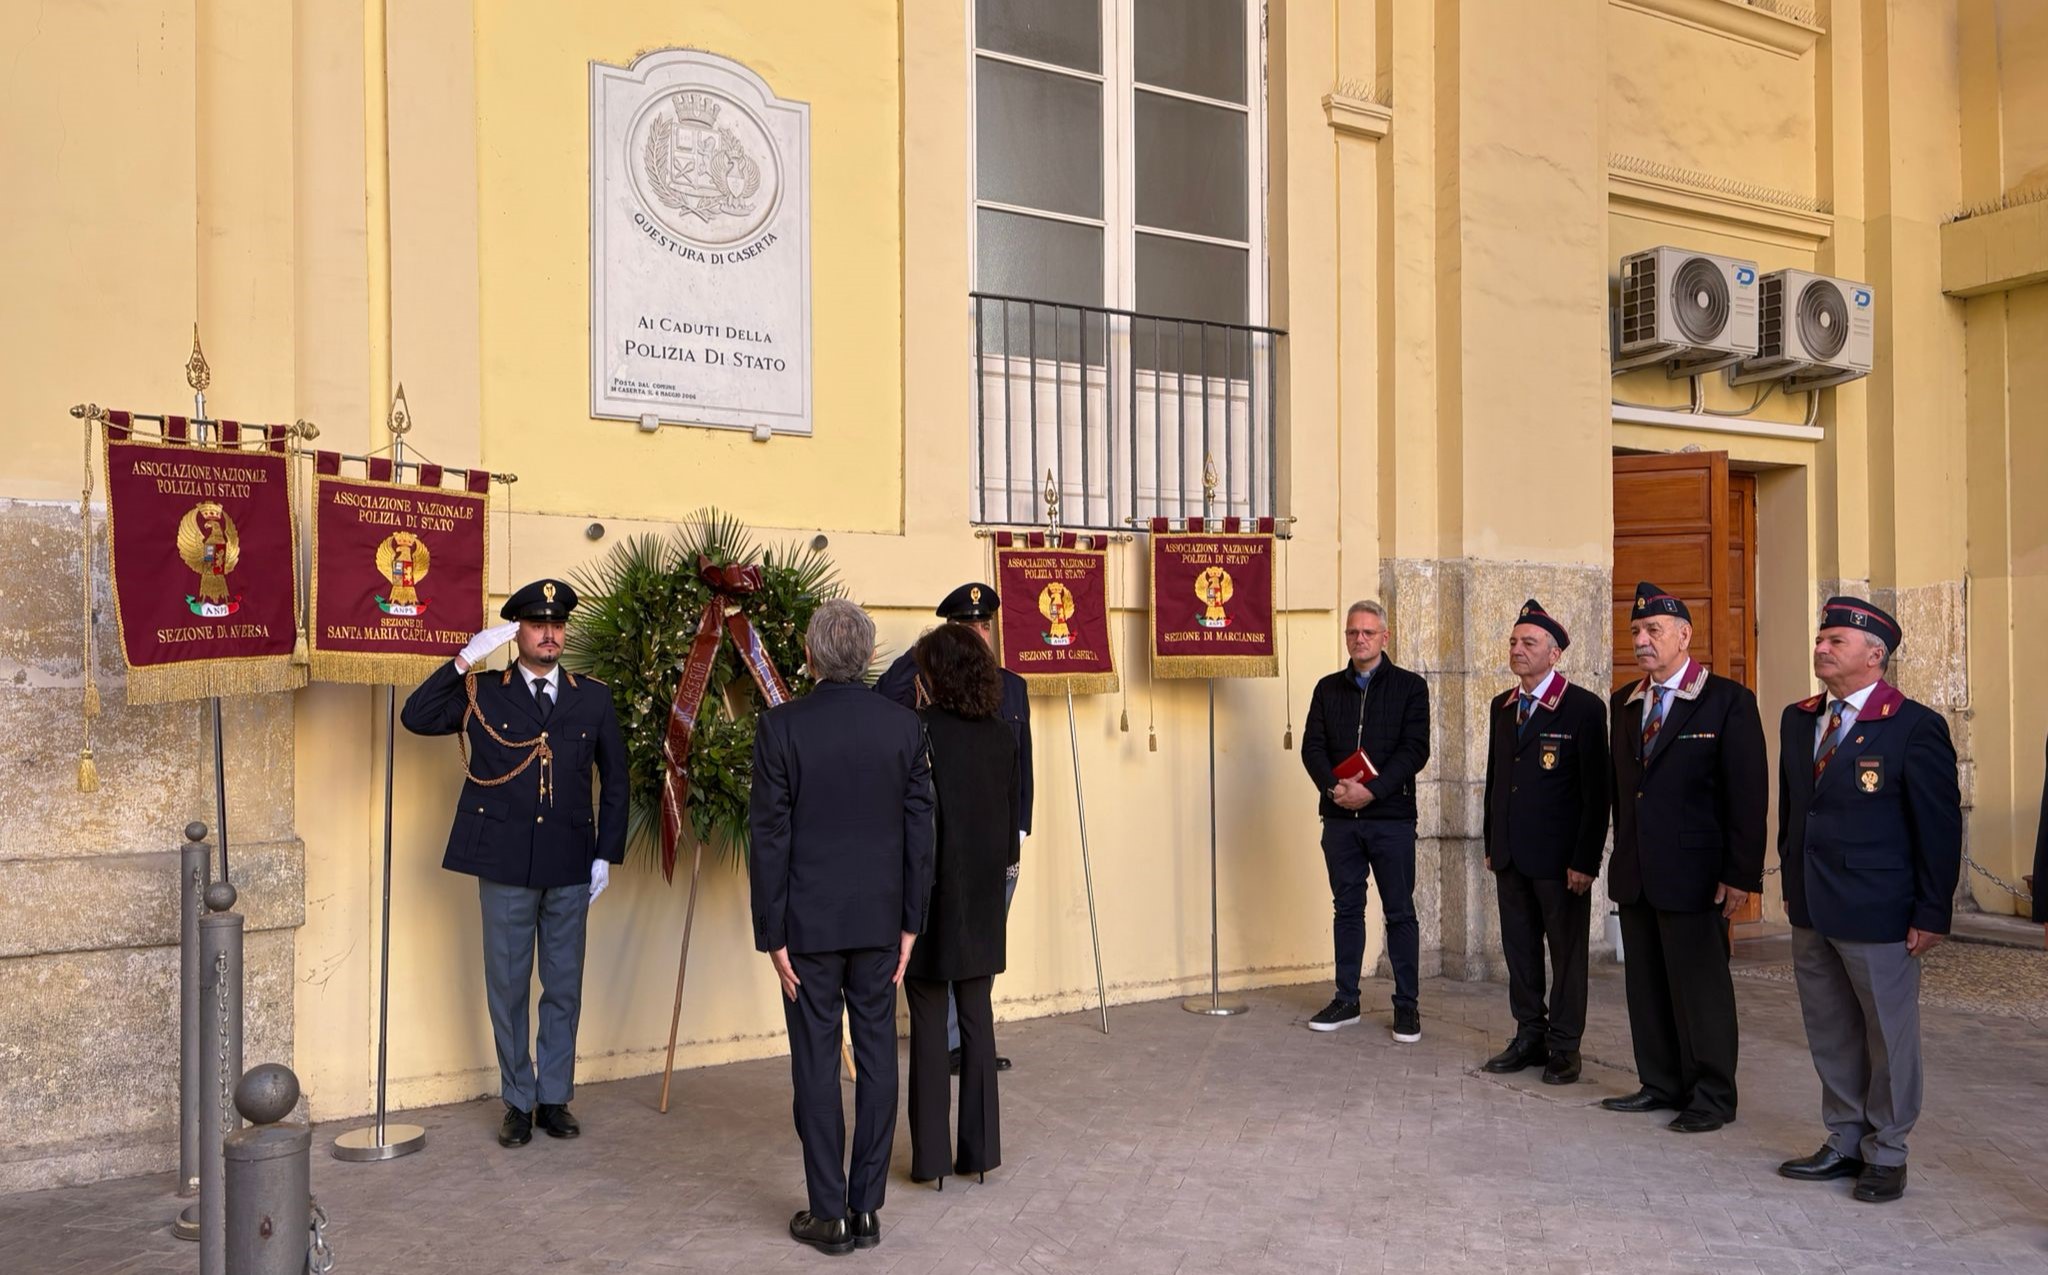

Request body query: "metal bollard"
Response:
[225, 1064, 311, 1275]
[198, 880, 244, 1275]
[175, 823, 212, 1241]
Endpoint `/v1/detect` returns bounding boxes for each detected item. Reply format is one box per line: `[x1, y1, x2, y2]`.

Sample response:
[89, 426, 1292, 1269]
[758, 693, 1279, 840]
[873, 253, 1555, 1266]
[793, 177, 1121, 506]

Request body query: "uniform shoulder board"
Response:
[579, 673, 607, 687]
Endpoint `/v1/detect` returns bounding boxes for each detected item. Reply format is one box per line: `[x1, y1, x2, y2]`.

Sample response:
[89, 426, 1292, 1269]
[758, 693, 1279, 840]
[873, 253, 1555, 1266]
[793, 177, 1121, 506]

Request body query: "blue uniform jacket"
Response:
[875, 647, 1033, 839]
[401, 659, 628, 889]
[1776, 680, 1961, 943]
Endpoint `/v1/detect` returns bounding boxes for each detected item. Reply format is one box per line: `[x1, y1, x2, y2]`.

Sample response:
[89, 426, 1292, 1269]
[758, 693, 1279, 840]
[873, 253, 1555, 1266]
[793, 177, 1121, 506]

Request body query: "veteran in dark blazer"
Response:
[1481, 600, 1610, 1086]
[2033, 735, 2048, 943]
[1773, 597, 1960, 1204]
[401, 577, 627, 1148]
[751, 599, 936, 1256]
[1602, 581, 1767, 1134]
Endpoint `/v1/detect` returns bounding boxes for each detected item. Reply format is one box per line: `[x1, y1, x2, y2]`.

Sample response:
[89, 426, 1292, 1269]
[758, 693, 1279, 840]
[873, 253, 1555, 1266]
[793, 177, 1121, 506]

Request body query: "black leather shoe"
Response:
[534, 1104, 580, 1139]
[1483, 1038, 1548, 1074]
[789, 1211, 855, 1255]
[1852, 1163, 1907, 1203]
[947, 1048, 962, 1076]
[995, 1055, 1012, 1072]
[1778, 1145, 1865, 1181]
[1600, 1088, 1680, 1113]
[850, 1211, 880, 1250]
[497, 1106, 532, 1147]
[1540, 1051, 1581, 1085]
[1667, 1110, 1726, 1134]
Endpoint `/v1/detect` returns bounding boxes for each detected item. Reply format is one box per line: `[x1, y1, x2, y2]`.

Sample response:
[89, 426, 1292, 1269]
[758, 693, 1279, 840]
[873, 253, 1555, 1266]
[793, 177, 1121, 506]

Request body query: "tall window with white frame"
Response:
[970, 0, 1275, 530]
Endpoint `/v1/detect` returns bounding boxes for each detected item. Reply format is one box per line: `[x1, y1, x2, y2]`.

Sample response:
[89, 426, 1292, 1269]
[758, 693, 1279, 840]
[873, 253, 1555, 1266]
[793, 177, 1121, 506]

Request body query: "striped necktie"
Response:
[1516, 692, 1535, 733]
[1813, 701, 1847, 779]
[1640, 685, 1669, 761]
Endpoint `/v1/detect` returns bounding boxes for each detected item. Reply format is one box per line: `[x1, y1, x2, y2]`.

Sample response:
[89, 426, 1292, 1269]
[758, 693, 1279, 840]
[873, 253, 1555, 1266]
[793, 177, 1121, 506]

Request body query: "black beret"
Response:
[1631, 581, 1691, 624]
[1512, 598, 1570, 650]
[1819, 595, 1900, 651]
[500, 578, 578, 622]
[936, 582, 999, 621]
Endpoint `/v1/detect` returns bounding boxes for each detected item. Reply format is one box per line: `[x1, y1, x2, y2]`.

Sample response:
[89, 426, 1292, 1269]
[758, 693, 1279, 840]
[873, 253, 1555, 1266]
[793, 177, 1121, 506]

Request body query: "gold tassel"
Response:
[83, 683, 102, 718]
[1148, 726, 1158, 753]
[1283, 726, 1294, 751]
[77, 747, 100, 793]
[292, 630, 311, 667]
[1120, 708, 1129, 733]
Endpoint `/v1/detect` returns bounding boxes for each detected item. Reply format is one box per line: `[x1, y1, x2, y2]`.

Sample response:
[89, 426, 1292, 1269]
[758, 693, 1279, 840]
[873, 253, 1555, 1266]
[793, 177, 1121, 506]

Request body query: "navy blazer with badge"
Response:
[1608, 660, 1769, 912]
[1483, 674, 1611, 881]
[1777, 681, 1961, 943]
[401, 659, 628, 890]
[877, 648, 1033, 840]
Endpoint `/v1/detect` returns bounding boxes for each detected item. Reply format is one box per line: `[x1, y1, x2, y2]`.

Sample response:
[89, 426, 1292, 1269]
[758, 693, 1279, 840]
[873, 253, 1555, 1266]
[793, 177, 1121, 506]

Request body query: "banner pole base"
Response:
[331, 1124, 426, 1162]
[172, 1203, 199, 1241]
[1182, 997, 1248, 1016]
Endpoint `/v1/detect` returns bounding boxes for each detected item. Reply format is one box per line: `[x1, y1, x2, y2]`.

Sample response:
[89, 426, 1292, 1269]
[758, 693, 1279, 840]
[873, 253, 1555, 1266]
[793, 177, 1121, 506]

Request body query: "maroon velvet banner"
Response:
[1148, 521, 1278, 678]
[993, 533, 1119, 695]
[103, 436, 303, 703]
[309, 471, 489, 685]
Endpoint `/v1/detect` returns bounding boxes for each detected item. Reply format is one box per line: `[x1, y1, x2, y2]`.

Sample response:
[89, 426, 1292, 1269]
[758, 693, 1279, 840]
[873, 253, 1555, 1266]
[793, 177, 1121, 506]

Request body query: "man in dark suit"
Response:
[401, 577, 626, 1148]
[1300, 599, 1433, 1042]
[752, 599, 935, 1256]
[1774, 597, 1960, 1204]
[1481, 599, 1610, 1085]
[2034, 737, 2048, 945]
[1602, 581, 1767, 1133]
[876, 581, 1031, 1074]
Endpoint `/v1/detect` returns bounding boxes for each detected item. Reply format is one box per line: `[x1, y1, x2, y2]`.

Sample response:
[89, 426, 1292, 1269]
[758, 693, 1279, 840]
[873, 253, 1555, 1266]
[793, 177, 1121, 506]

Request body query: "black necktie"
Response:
[533, 677, 553, 719]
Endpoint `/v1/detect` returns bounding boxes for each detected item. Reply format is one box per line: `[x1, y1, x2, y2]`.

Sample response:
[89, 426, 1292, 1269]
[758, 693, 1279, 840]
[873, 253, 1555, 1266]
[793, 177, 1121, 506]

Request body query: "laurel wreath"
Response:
[561, 509, 844, 869]
[642, 117, 762, 217]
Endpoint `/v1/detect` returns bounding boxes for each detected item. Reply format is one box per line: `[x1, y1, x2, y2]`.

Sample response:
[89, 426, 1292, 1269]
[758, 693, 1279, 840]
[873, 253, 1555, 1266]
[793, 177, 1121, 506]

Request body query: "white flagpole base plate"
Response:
[331, 1123, 427, 1161]
[1182, 998, 1248, 1016]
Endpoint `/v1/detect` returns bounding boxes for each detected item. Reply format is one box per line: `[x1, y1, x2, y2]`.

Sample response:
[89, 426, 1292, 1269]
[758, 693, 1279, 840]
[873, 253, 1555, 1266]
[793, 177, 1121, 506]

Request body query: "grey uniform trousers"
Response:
[479, 879, 590, 1112]
[1790, 925, 1924, 1167]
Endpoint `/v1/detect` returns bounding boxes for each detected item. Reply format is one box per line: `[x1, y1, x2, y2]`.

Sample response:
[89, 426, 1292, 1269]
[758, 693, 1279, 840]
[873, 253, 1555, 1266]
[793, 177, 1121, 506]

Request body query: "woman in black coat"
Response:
[905, 623, 1018, 1187]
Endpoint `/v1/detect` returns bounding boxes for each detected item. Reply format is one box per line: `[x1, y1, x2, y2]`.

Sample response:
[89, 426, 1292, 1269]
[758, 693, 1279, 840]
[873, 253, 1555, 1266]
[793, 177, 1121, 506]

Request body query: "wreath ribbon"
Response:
[659, 556, 792, 880]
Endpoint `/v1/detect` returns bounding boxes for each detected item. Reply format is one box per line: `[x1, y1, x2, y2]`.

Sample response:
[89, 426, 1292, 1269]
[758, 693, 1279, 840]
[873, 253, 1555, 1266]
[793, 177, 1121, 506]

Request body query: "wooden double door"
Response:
[1613, 450, 1762, 926]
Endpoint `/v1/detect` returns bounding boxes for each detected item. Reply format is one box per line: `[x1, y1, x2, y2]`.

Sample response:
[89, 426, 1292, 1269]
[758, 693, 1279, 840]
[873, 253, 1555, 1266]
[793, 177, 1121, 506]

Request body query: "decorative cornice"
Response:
[1323, 92, 1392, 140]
[1608, 154, 1834, 247]
[1611, 0, 1823, 59]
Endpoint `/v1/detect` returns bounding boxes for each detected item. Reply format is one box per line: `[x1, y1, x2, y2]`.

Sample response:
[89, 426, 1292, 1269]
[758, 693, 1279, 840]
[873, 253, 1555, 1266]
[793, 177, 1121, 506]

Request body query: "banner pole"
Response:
[1066, 689, 1109, 1034]
[1182, 687, 1245, 1020]
[656, 839, 705, 1114]
[333, 395, 426, 1163]
[188, 354, 236, 890]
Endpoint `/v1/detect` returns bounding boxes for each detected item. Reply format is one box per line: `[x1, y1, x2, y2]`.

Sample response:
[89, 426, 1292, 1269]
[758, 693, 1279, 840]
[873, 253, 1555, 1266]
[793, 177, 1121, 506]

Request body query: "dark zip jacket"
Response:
[1300, 656, 1432, 823]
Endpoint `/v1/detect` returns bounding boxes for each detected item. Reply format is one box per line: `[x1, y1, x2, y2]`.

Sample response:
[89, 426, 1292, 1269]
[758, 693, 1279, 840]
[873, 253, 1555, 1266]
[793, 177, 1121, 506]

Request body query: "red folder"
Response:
[1332, 749, 1378, 784]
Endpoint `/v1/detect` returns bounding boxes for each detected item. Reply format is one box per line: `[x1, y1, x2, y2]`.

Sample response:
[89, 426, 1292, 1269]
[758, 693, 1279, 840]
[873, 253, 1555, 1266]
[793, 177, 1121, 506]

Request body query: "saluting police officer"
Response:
[1775, 598, 1960, 1204]
[876, 582, 1032, 1073]
[1481, 600, 1610, 1086]
[1603, 582, 1767, 1134]
[402, 578, 627, 1148]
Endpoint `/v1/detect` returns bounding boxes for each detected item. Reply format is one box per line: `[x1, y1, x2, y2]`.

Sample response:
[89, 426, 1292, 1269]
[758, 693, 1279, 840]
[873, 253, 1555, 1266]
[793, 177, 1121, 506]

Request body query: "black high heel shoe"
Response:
[910, 1172, 945, 1191]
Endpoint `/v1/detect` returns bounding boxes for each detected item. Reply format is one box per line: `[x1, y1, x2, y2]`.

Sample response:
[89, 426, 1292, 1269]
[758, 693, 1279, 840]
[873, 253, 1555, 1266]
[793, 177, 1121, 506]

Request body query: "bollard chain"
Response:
[1962, 850, 2034, 903]
[215, 949, 234, 1134]
[307, 1199, 335, 1273]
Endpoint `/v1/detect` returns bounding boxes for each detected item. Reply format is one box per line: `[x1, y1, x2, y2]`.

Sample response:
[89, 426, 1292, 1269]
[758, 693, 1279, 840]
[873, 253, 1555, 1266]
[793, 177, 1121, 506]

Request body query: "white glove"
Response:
[589, 859, 610, 903]
[457, 621, 521, 671]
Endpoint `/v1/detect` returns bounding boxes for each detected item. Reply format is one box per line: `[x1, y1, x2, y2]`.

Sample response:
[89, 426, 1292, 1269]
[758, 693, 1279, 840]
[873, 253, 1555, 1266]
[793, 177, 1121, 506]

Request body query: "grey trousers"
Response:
[1790, 924, 1923, 1167]
[479, 878, 590, 1112]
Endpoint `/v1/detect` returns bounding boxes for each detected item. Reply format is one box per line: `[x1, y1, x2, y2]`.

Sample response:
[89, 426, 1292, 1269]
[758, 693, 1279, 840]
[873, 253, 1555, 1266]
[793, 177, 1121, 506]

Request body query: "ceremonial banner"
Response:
[103, 431, 303, 703]
[1148, 517, 1278, 679]
[993, 532, 1119, 695]
[308, 461, 490, 685]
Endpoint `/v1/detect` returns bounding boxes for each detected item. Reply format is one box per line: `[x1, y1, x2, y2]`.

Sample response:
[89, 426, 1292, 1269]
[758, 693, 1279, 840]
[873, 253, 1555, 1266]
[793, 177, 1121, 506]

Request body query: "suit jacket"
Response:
[748, 679, 936, 954]
[2034, 735, 2048, 925]
[400, 659, 628, 889]
[906, 708, 1017, 982]
[1300, 657, 1433, 823]
[1777, 681, 1961, 942]
[1608, 660, 1768, 912]
[1483, 674, 1610, 880]
[876, 648, 1033, 837]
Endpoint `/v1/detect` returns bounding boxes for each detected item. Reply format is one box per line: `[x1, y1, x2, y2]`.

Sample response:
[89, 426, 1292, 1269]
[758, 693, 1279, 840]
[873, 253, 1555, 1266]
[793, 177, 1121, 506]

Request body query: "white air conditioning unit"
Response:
[1614, 246, 1760, 376]
[1730, 269, 1874, 391]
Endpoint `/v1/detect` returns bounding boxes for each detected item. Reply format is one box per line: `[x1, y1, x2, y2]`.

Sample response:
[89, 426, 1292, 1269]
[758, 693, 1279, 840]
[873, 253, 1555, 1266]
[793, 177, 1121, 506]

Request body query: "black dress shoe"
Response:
[850, 1211, 880, 1250]
[995, 1055, 1013, 1072]
[1483, 1038, 1548, 1074]
[1600, 1088, 1680, 1113]
[1852, 1163, 1907, 1203]
[1667, 1110, 1726, 1134]
[534, 1103, 580, 1138]
[1540, 1051, 1581, 1086]
[497, 1106, 533, 1147]
[1778, 1145, 1865, 1181]
[789, 1211, 855, 1255]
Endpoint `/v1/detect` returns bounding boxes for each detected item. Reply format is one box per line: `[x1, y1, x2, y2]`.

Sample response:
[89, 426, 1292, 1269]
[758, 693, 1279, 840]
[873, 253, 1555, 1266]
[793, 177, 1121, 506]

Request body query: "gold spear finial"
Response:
[388, 383, 412, 437]
[184, 324, 211, 394]
[1043, 470, 1061, 536]
[1202, 454, 1219, 508]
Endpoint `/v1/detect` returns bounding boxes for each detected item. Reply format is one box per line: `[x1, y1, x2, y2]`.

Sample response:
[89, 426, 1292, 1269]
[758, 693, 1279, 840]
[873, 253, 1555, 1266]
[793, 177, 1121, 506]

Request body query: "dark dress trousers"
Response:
[1607, 660, 1767, 1120]
[749, 680, 936, 1220]
[1778, 681, 1960, 1166]
[1482, 674, 1610, 1052]
[877, 649, 1033, 834]
[400, 660, 627, 1110]
[905, 707, 1016, 1180]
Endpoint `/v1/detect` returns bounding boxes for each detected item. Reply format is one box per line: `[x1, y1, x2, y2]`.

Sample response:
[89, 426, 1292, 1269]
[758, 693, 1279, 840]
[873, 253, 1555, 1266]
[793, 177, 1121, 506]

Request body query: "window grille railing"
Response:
[970, 292, 1285, 531]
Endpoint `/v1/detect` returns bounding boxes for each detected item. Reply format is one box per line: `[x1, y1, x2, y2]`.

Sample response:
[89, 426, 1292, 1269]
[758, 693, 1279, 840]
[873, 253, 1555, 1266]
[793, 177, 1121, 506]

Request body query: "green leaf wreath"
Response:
[562, 509, 844, 871]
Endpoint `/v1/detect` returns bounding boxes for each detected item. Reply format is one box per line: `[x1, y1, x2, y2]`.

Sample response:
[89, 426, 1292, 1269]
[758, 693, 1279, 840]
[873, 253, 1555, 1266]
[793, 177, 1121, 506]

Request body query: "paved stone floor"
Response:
[5, 948, 2047, 1274]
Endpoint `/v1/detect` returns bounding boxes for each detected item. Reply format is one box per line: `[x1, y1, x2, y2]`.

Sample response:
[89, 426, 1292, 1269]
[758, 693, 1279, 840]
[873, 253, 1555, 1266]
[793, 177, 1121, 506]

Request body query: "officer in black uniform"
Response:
[401, 578, 627, 1148]
[876, 582, 1031, 1072]
[1602, 581, 1767, 1134]
[1481, 599, 1610, 1085]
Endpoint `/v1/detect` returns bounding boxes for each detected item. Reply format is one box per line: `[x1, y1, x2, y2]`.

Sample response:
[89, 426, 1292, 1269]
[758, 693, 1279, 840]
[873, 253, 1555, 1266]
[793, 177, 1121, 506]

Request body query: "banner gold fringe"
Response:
[123, 656, 306, 706]
[1022, 671, 1121, 697]
[1150, 654, 1279, 680]
[309, 649, 449, 688]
